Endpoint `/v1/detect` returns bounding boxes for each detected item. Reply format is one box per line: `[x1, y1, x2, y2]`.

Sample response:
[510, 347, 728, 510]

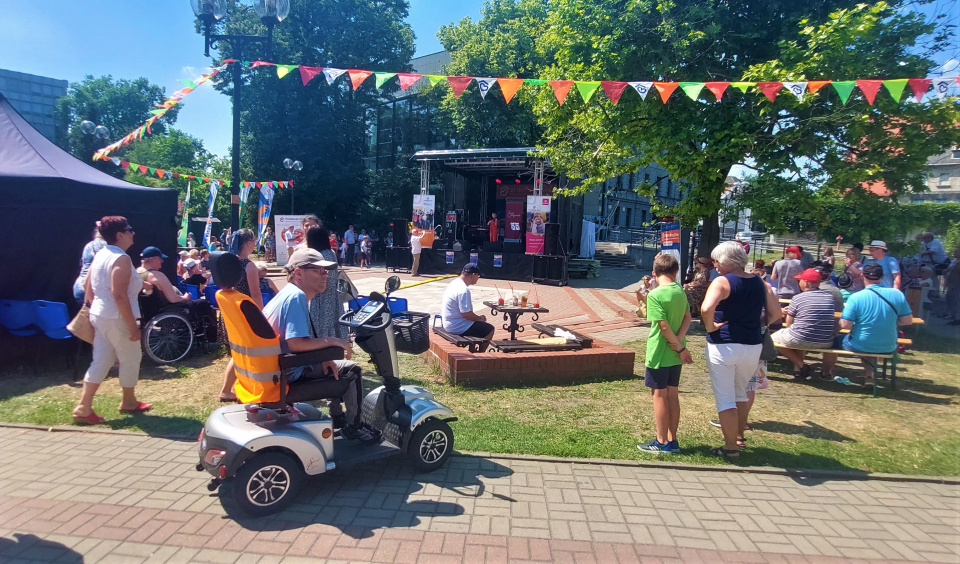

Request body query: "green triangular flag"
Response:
[179, 79, 198, 89]
[832, 81, 856, 104]
[731, 82, 753, 93]
[374, 72, 397, 88]
[883, 79, 908, 102]
[423, 75, 445, 85]
[575, 81, 602, 103]
[276, 65, 297, 79]
[147, 167, 156, 176]
[149, 109, 165, 115]
[524, 79, 548, 86]
[679, 82, 705, 101]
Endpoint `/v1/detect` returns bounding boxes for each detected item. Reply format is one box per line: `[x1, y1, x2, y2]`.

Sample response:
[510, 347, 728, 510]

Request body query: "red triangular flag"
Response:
[288, 181, 294, 189]
[704, 81, 730, 101]
[600, 81, 628, 105]
[250, 61, 275, 68]
[136, 165, 147, 175]
[120, 161, 130, 170]
[757, 82, 783, 102]
[299, 66, 323, 86]
[187, 175, 196, 180]
[173, 173, 180, 178]
[807, 80, 831, 93]
[497, 78, 524, 103]
[156, 169, 165, 178]
[907, 78, 932, 102]
[653, 82, 679, 102]
[347, 70, 373, 90]
[255, 182, 262, 189]
[856, 80, 883, 105]
[202, 177, 211, 182]
[397, 73, 423, 91]
[550, 80, 575, 105]
[447, 76, 474, 98]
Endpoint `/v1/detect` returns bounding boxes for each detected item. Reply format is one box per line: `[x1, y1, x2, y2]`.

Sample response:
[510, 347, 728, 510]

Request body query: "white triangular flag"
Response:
[933, 78, 953, 101]
[322, 68, 347, 85]
[111, 157, 121, 165]
[783, 81, 807, 101]
[628, 81, 653, 100]
[474, 77, 497, 99]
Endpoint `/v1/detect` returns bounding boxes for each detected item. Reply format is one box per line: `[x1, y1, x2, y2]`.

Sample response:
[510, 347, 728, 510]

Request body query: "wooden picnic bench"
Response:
[531, 323, 594, 348]
[772, 344, 899, 397]
[432, 326, 490, 353]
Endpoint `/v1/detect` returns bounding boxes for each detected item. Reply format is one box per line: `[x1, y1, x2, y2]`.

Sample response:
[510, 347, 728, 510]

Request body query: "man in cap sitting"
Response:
[138, 247, 193, 304]
[262, 249, 380, 442]
[771, 246, 803, 299]
[440, 263, 495, 351]
[771, 268, 842, 380]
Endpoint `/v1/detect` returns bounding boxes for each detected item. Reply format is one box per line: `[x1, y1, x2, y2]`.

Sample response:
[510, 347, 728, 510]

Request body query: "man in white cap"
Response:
[263, 249, 380, 442]
[864, 240, 901, 290]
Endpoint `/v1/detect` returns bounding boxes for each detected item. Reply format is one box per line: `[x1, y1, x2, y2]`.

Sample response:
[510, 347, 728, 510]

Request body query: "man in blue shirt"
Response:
[863, 240, 901, 290]
[263, 249, 379, 442]
[836, 262, 913, 386]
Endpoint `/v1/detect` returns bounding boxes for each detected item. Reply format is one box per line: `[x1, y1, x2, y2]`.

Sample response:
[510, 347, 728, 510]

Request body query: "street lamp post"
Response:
[283, 158, 303, 214]
[191, 0, 289, 232]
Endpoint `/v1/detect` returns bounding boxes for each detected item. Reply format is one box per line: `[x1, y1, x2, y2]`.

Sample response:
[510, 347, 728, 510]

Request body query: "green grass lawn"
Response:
[1, 328, 958, 476]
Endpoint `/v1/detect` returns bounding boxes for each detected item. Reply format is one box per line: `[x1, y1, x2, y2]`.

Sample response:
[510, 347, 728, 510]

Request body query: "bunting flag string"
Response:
[100, 156, 291, 193]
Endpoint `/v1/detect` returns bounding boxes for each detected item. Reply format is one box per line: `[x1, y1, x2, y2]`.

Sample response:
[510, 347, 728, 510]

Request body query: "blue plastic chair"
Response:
[348, 295, 370, 312]
[387, 297, 408, 314]
[261, 289, 275, 305]
[185, 284, 201, 300]
[32, 301, 73, 340]
[0, 299, 38, 336]
[204, 285, 220, 307]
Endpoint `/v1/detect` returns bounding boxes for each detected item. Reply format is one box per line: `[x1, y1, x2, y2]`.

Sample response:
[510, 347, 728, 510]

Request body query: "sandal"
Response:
[736, 437, 746, 448]
[710, 446, 740, 459]
[72, 411, 106, 425]
[118, 401, 153, 414]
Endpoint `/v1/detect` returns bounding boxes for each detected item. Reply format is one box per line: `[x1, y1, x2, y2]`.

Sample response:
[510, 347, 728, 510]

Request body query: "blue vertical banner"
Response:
[203, 180, 219, 250]
[238, 181, 252, 225]
[257, 183, 275, 246]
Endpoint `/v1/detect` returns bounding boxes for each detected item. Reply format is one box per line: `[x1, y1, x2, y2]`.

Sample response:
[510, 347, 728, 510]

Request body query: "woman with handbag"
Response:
[73, 216, 151, 425]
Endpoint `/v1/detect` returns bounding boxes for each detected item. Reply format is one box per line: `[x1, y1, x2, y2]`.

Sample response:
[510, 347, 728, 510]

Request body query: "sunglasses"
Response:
[123, 226, 135, 233]
[300, 266, 330, 275]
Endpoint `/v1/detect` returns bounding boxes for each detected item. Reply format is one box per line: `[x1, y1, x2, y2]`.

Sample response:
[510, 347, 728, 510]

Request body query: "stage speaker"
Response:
[503, 241, 524, 254]
[533, 255, 567, 286]
[483, 241, 503, 252]
[392, 218, 408, 245]
[544, 223, 560, 256]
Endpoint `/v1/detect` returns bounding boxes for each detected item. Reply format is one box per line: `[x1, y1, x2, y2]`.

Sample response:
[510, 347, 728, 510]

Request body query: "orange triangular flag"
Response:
[397, 73, 423, 90]
[347, 70, 373, 90]
[299, 66, 323, 86]
[550, 80, 575, 105]
[156, 169, 165, 179]
[757, 82, 783, 102]
[807, 80, 831, 94]
[653, 82, 679, 102]
[498, 78, 524, 103]
[704, 81, 730, 101]
[600, 81, 628, 105]
[856, 80, 883, 105]
[447, 76, 474, 98]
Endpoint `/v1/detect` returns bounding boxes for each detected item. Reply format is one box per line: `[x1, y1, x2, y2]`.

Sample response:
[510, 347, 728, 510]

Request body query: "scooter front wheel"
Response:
[228, 452, 304, 516]
[407, 419, 453, 472]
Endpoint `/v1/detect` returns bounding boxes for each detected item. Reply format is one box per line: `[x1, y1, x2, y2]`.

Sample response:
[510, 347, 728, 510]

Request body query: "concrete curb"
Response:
[3, 422, 958, 485]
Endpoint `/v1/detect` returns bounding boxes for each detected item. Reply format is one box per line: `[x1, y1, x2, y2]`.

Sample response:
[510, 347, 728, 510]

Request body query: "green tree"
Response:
[204, 0, 415, 232]
[530, 0, 959, 253]
[55, 75, 179, 177]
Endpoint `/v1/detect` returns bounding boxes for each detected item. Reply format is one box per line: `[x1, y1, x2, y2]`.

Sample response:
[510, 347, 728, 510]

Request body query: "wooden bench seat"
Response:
[531, 323, 594, 348]
[772, 344, 898, 397]
[432, 327, 490, 353]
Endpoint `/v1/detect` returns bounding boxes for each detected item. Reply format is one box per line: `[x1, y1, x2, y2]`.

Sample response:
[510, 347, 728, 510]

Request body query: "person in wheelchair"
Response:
[262, 249, 381, 442]
[137, 246, 216, 342]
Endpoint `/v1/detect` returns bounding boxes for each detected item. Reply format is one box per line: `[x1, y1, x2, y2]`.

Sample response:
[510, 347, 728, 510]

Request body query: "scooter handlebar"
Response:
[338, 308, 393, 332]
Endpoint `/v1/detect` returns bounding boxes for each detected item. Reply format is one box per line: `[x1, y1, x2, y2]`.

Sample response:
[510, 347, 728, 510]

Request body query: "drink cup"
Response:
[521, 295, 528, 306]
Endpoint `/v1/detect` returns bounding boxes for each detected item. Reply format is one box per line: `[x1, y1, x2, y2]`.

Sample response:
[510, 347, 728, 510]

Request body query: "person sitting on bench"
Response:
[771, 268, 841, 380]
[441, 263, 495, 352]
[263, 249, 381, 442]
[833, 262, 913, 387]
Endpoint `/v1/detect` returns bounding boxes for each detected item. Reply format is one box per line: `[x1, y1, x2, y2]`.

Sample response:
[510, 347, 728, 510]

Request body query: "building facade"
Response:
[0, 69, 68, 143]
[582, 164, 686, 240]
[912, 148, 960, 203]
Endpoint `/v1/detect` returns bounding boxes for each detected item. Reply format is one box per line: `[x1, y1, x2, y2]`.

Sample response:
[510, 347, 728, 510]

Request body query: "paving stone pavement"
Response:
[2, 426, 958, 563]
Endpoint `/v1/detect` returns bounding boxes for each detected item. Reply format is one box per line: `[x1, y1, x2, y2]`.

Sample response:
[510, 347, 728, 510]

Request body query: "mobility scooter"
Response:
[197, 252, 455, 516]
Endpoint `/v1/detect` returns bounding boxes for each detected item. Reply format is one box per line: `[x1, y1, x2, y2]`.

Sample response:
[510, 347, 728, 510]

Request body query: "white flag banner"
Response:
[322, 68, 347, 85]
[628, 81, 653, 100]
[203, 180, 219, 250]
[474, 77, 497, 99]
[933, 78, 953, 101]
[783, 81, 807, 101]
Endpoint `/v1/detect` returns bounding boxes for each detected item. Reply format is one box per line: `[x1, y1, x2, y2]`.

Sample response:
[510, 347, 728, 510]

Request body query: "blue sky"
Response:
[0, 0, 485, 157]
[1, 0, 955, 161]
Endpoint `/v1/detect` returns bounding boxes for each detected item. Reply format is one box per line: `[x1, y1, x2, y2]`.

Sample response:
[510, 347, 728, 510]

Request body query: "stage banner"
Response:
[413, 195, 436, 248]
[505, 199, 524, 242]
[525, 195, 551, 254]
[178, 182, 191, 247]
[203, 180, 219, 250]
[257, 183, 275, 249]
[660, 221, 681, 262]
[275, 215, 308, 266]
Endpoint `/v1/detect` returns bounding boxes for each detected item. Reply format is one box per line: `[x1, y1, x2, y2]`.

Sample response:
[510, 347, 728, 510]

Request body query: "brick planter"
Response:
[425, 335, 636, 386]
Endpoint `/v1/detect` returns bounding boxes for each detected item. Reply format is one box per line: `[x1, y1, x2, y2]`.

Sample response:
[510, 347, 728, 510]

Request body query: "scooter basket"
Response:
[391, 311, 431, 354]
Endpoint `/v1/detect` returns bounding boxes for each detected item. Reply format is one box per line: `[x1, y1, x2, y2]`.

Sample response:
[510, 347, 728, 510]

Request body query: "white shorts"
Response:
[706, 343, 763, 412]
[84, 314, 142, 388]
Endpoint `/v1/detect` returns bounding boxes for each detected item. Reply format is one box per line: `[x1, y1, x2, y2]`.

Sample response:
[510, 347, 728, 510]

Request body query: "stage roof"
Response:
[413, 147, 554, 175]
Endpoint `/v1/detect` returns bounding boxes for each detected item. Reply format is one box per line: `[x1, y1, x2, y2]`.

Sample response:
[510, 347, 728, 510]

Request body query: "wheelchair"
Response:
[138, 291, 219, 365]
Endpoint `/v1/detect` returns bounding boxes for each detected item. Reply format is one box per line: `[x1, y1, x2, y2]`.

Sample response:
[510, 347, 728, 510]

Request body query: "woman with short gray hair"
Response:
[700, 242, 781, 458]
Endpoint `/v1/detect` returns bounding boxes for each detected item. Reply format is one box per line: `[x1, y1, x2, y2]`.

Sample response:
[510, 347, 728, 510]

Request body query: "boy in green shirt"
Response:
[638, 254, 693, 454]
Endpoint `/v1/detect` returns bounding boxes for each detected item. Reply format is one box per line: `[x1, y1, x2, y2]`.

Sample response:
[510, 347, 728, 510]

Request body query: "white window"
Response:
[941, 173, 951, 185]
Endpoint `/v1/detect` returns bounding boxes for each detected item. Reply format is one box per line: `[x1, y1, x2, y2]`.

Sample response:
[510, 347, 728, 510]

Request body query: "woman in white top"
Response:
[73, 216, 152, 424]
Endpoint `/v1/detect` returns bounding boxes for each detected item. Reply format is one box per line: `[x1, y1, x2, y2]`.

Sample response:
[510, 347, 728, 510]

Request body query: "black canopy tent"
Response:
[0, 93, 178, 310]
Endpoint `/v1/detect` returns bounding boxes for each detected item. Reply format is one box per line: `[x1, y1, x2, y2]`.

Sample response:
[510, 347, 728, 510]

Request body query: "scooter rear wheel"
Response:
[229, 452, 304, 516]
[407, 419, 453, 472]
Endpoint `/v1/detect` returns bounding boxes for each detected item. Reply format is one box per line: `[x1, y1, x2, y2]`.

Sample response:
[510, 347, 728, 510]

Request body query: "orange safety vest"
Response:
[216, 288, 284, 403]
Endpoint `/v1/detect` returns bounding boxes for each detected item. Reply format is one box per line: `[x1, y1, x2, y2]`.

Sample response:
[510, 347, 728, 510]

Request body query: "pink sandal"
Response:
[119, 401, 153, 414]
[73, 412, 106, 425]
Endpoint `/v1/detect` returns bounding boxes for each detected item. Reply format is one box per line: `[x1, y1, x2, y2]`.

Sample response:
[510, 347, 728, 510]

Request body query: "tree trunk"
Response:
[698, 208, 721, 257]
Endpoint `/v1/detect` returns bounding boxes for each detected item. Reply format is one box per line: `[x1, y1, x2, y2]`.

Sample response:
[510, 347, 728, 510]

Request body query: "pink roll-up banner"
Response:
[525, 195, 551, 254]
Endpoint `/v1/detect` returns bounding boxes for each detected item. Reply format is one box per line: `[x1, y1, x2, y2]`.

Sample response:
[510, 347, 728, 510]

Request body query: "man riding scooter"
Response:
[261, 249, 381, 442]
